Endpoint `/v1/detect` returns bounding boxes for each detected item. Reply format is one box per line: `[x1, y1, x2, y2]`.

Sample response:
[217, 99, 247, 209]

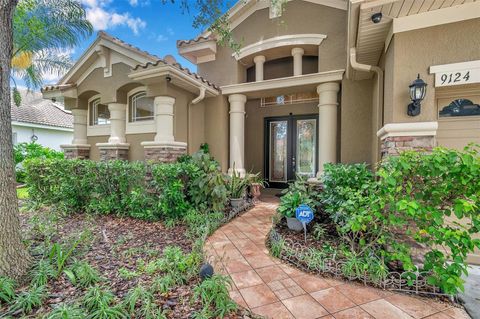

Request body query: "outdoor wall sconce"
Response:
[407, 74, 427, 116]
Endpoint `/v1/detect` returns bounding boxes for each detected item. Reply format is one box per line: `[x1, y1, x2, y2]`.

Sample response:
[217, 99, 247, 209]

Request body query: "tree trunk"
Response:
[0, 0, 31, 279]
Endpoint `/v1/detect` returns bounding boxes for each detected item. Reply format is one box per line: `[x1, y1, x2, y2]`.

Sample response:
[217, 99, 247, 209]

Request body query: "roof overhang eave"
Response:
[129, 65, 219, 97]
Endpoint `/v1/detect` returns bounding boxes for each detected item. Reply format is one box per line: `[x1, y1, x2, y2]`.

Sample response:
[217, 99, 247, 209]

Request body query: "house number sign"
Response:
[431, 60, 480, 88]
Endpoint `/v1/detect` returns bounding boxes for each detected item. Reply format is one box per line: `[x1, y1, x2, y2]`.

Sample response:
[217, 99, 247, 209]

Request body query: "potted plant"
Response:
[227, 169, 249, 209]
[277, 190, 314, 231]
[247, 172, 267, 200]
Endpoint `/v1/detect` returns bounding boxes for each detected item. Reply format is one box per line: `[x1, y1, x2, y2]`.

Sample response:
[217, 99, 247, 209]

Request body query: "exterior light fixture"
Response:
[371, 12, 382, 23]
[407, 74, 427, 116]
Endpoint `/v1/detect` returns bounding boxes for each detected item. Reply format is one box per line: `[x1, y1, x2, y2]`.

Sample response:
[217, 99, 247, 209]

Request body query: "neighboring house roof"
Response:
[11, 90, 73, 129]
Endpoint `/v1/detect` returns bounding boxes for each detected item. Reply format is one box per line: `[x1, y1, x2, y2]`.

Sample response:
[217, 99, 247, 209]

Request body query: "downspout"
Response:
[188, 86, 207, 153]
[349, 47, 384, 163]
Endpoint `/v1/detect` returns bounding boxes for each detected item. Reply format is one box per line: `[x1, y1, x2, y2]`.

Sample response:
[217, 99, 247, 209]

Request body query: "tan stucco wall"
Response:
[245, 100, 318, 177]
[189, 100, 206, 154]
[383, 18, 480, 124]
[198, 0, 347, 86]
[87, 136, 109, 161]
[340, 78, 373, 164]
[77, 63, 142, 104]
[126, 133, 155, 161]
[204, 96, 229, 172]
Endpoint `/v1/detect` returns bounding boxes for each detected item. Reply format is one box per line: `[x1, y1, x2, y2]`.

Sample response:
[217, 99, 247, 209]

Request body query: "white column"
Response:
[153, 96, 175, 142]
[71, 108, 88, 145]
[292, 47, 304, 76]
[317, 82, 340, 177]
[228, 94, 247, 176]
[107, 103, 127, 144]
[254, 55, 266, 82]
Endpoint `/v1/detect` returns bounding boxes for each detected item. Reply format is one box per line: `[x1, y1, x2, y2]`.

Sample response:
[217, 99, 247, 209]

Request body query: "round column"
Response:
[107, 103, 127, 144]
[71, 108, 88, 145]
[254, 55, 266, 82]
[228, 94, 247, 176]
[154, 96, 175, 142]
[292, 48, 304, 76]
[317, 82, 340, 177]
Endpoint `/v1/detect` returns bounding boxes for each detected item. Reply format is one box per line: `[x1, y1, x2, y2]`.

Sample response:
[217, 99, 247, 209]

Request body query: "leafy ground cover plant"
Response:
[193, 274, 237, 318]
[277, 176, 318, 218]
[274, 146, 480, 295]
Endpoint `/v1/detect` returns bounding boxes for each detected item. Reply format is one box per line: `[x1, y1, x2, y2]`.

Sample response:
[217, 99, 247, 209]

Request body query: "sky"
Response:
[18, 0, 225, 89]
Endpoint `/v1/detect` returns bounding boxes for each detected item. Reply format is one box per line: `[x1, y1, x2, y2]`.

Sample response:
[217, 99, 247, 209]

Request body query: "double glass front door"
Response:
[265, 115, 318, 188]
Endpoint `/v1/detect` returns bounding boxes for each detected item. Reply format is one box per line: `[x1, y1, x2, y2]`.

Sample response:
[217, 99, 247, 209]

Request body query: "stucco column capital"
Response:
[316, 82, 340, 94]
[228, 94, 247, 104]
[291, 47, 305, 56]
[107, 103, 126, 113]
[253, 55, 266, 64]
[154, 96, 175, 107]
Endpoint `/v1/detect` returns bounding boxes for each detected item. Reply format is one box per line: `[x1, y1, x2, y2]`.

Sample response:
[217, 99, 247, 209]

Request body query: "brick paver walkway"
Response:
[204, 194, 471, 319]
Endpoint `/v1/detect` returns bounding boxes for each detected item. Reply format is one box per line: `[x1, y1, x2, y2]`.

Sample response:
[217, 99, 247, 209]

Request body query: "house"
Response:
[12, 90, 73, 150]
[41, 0, 480, 179]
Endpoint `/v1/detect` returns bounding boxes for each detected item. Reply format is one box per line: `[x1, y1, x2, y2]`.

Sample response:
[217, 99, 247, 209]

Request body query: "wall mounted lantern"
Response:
[407, 74, 427, 116]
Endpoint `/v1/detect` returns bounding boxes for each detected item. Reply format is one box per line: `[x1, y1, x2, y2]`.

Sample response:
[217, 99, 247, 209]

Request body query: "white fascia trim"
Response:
[377, 122, 439, 140]
[221, 69, 344, 95]
[129, 65, 219, 96]
[303, 0, 347, 11]
[233, 34, 328, 61]
[430, 60, 480, 74]
[392, 2, 480, 34]
[12, 121, 73, 132]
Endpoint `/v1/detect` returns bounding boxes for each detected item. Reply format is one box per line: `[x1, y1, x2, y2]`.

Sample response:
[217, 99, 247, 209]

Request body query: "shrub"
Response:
[14, 142, 64, 183]
[277, 177, 318, 218]
[314, 146, 480, 294]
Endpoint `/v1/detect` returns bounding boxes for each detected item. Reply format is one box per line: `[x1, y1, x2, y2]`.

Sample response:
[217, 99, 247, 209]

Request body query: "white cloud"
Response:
[156, 34, 168, 42]
[128, 0, 150, 7]
[167, 27, 174, 36]
[81, 0, 146, 35]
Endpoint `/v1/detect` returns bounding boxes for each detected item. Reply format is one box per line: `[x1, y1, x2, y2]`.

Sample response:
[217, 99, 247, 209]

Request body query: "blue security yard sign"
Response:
[296, 204, 314, 223]
[295, 204, 314, 242]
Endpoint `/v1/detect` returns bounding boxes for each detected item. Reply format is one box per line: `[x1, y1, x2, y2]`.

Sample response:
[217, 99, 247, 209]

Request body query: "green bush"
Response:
[14, 142, 64, 183]
[277, 177, 318, 218]
[313, 146, 480, 294]
[24, 150, 229, 219]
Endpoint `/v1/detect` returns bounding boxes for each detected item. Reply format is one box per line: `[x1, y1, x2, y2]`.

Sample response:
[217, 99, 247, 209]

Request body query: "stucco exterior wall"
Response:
[245, 100, 318, 177]
[126, 133, 155, 161]
[383, 18, 480, 124]
[87, 135, 108, 161]
[204, 96, 229, 172]
[188, 100, 206, 154]
[340, 78, 373, 164]
[198, 0, 347, 86]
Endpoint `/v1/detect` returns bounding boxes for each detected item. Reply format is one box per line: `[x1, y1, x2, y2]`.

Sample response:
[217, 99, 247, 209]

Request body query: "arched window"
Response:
[129, 91, 154, 122]
[439, 99, 480, 117]
[89, 98, 110, 125]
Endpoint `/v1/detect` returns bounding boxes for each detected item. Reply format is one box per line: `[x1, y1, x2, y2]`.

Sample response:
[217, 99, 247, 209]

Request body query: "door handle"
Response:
[292, 157, 296, 170]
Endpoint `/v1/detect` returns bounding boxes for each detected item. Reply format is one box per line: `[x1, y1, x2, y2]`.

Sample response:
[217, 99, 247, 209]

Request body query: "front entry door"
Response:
[265, 114, 318, 188]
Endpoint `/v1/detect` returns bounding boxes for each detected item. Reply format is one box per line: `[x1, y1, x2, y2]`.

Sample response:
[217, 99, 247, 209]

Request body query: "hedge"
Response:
[24, 150, 229, 220]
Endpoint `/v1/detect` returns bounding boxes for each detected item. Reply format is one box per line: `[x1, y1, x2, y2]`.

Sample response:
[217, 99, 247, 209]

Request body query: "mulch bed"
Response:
[6, 207, 254, 318]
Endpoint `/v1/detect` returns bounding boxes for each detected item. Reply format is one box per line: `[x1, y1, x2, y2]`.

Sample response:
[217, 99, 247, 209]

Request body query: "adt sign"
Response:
[295, 204, 314, 224]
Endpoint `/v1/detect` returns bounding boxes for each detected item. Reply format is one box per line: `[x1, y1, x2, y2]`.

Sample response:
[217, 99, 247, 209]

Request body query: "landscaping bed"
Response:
[272, 146, 480, 298]
[0, 149, 261, 318]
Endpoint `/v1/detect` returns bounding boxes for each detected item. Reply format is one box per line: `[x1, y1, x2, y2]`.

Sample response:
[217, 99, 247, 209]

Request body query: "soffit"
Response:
[355, 0, 480, 68]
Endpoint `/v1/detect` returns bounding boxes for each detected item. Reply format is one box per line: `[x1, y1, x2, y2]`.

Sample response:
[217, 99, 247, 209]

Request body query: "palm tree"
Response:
[0, 0, 91, 279]
[11, 0, 92, 103]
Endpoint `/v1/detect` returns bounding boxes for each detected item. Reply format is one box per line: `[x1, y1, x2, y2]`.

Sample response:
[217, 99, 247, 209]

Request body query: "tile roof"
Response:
[97, 31, 161, 61]
[177, 35, 215, 47]
[11, 90, 73, 129]
[132, 58, 219, 90]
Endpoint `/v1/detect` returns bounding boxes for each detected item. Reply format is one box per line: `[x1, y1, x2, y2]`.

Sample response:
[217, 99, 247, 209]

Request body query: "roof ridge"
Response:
[98, 31, 161, 61]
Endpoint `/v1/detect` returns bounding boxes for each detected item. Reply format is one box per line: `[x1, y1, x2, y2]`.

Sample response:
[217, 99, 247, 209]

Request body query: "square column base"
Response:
[97, 143, 130, 161]
[381, 136, 435, 158]
[61, 144, 91, 160]
[141, 141, 187, 163]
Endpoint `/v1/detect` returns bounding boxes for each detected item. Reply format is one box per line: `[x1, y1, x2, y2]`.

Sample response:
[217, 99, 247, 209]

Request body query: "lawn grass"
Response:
[17, 187, 29, 200]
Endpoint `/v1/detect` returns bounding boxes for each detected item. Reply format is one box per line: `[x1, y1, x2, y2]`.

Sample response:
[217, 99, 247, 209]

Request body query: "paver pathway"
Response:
[204, 194, 471, 319]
